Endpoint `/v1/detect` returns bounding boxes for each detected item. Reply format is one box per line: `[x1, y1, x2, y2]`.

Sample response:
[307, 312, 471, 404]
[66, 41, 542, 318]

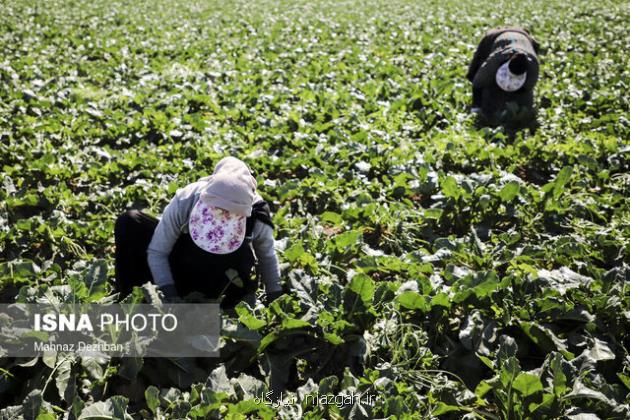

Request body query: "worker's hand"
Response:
[158, 284, 180, 303]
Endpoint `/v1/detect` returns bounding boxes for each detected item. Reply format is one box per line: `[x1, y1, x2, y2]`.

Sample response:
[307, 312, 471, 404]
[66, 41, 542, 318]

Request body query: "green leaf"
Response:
[80, 356, 106, 380]
[441, 175, 461, 199]
[520, 321, 573, 359]
[321, 211, 343, 224]
[475, 380, 492, 398]
[565, 379, 613, 405]
[430, 292, 451, 308]
[348, 273, 375, 305]
[226, 268, 244, 288]
[617, 373, 630, 390]
[499, 181, 520, 202]
[79, 395, 132, 419]
[145, 386, 160, 414]
[432, 402, 463, 415]
[69, 396, 85, 420]
[55, 355, 74, 401]
[228, 399, 262, 415]
[258, 332, 278, 353]
[587, 338, 615, 361]
[281, 317, 311, 329]
[396, 291, 430, 311]
[499, 356, 521, 387]
[552, 166, 573, 199]
[171, 401, 192, 418]
[549, 353, 568, 396]
[528, 393, 554, 414]
[512, 372, 543, 396]
[284, 243, 305, 262]
[477, 354, 494, 369]
[323, 332, 344, 345]
[85, 259, 108, 292]
[235, 304, 267, 330]
[424, 208, 443, 220]
[472, 278, 499, 298]
[335, 230, 362, 250]
[23, 390, 48, 420]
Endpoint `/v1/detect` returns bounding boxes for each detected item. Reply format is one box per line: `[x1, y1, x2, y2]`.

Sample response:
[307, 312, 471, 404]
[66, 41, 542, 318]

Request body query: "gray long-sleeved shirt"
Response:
[147, 180, 281, 293]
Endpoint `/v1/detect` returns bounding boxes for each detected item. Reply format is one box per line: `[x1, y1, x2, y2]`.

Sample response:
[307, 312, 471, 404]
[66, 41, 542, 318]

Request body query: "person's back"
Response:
[467, 27, 540, 126]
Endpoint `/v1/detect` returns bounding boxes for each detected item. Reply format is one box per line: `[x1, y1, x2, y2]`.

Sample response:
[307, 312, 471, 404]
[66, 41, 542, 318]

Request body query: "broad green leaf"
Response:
[475, 380, 492, 398]
[396, 291, 430, 311]
[55, 355, 74, 401]
[284, 243, 305, 262]
[499, 356, 521, 387]
[430, 292, 451, 308]
[512, 372, 543, 396]
[552, 166, 573, 199]
[258, 332, 278, 353]
[145, 386, 160, 414]
[321, 211, 343, 224]
[617, 373, 630, 390]
[23, 390, 49, 420]
[348, 273, 375, 305]
[432, 402, 463, 415]
[477, 354, 494, 369]
[335, 230, 362, 250]
[79, 395, 132, 419]
[528, 393, 554, 414]
[565, 380, 613, 405]
[520, 321, 573, 359]
[587, 338, 615, 361]
[323, 332, 344, 345]
[424, 208, 443, 220]
[85, 260, 108, 291]
[499, 181, 520, 202]
[319, 376, 339, 395]
[206, 366, 233, 395]
[80, 355, 106, 380]
[549, 353, 568, 396]
[235, 304, 267, 330]
[441, 175, 460, 199]
[281, 318, 311, 329]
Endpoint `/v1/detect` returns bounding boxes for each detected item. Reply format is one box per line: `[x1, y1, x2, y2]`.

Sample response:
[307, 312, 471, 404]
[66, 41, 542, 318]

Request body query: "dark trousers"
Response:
[113, 209, 253, 305]
[472, 83, 536, 128]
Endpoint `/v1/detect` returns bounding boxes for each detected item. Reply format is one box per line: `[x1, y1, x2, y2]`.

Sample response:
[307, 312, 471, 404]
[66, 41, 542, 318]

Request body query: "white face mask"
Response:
[495, 61, 527, 92]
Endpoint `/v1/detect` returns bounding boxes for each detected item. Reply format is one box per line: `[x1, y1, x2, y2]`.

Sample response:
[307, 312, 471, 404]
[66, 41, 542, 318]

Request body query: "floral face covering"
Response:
[189, 199, 246, 254]
[495, 60, 527, 92]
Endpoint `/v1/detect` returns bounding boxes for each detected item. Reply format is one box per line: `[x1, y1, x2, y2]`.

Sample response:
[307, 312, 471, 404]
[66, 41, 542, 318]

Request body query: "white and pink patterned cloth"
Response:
[188, 199, 246, 254]
[495, 61, 527, 92]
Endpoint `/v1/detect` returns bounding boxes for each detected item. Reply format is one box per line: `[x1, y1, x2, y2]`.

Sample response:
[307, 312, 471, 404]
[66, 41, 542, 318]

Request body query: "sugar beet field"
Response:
[0, 0, 628, 418]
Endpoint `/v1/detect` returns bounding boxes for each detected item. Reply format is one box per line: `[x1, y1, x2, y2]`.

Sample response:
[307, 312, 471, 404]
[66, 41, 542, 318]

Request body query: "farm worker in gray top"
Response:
[467, 27, 540, 123]
[113, 157, 283, 306]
